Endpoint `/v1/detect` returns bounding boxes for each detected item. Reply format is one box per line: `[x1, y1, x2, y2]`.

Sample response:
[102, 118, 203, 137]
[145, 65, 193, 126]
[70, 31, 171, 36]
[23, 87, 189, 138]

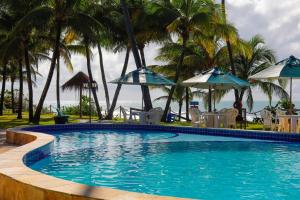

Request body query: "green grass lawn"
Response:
[0, 111, 98, 129]
[0, 111, 264, 131]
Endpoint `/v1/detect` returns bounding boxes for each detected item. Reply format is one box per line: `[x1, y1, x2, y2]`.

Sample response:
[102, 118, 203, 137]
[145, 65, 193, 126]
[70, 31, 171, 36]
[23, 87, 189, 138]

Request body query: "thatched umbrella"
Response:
[62, 72, 90, 118]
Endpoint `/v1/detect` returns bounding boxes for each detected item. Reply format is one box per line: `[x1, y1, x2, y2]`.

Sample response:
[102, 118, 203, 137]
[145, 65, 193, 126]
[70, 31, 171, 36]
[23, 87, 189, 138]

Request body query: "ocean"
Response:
[44, 99, 300, 121]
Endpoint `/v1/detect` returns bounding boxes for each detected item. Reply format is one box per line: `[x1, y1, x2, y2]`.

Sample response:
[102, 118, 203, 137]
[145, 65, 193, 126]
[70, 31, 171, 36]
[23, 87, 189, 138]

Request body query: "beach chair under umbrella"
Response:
[183, 67, 250, 111]
[250, 55, 300, 113]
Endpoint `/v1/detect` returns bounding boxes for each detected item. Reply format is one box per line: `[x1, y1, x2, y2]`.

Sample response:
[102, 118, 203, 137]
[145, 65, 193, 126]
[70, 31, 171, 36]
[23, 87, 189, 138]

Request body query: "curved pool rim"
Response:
[1, 123, 300, 200]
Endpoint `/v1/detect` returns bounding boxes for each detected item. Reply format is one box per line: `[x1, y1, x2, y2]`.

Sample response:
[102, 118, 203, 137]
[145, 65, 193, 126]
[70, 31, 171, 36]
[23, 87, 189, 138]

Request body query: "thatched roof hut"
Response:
[62, 72, 91, 118]
[62, 71, 90, 91]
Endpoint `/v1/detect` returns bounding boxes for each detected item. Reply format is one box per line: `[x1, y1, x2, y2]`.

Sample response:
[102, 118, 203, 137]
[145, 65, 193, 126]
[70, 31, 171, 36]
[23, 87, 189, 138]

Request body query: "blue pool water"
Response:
[29, 129, 300, 200]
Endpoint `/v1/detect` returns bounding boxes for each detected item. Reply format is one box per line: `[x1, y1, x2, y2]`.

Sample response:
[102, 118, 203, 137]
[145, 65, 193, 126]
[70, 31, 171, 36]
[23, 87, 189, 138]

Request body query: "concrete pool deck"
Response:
[0, 131, 17, 154]
[0, 128, 187, 200]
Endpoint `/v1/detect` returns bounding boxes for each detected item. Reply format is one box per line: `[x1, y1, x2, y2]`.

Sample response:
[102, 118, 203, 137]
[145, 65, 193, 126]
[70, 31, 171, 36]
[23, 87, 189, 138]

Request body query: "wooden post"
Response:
[79, 85, 82, 118]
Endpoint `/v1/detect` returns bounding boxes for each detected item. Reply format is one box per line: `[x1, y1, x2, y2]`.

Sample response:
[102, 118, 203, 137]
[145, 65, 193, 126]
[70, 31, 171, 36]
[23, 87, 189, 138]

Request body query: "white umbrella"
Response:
[250, 55, 300, 112]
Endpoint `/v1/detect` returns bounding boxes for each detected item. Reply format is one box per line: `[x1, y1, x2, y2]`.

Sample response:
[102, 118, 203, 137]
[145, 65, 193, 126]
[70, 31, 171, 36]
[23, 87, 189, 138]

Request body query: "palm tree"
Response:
[0, 64, 7, 115]
[7, 62, 18, 113]
[120, 0, 153, 111]
[17, 0, 104, 123]
[17, 59, 23, 119]
[153, 0, 213, 121]
[1, 0, 46, 121]
[221, 0, 240, 106]
[234, 35, 289, 111]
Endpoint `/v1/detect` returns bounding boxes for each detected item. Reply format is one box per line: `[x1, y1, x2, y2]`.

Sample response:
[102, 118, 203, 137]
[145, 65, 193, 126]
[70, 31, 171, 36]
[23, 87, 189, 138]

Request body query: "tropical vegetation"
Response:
[0, 0, 288, 124]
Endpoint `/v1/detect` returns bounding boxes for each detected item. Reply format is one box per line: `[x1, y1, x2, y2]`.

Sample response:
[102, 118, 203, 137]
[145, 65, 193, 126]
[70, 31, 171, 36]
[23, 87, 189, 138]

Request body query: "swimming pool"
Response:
[25, 125, 300, 200]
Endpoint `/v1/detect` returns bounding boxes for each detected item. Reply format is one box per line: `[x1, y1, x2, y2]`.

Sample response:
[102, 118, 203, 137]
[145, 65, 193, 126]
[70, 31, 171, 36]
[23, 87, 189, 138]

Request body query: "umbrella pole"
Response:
[79, 85, 82, 118]
[208, 86, 212, 112]
[213, 88, 216, 112]
[290, 77, 293, 114]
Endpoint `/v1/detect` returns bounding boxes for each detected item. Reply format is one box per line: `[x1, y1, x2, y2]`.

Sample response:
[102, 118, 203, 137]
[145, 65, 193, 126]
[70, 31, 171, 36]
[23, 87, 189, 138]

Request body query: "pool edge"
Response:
[0, 127, 188, 200]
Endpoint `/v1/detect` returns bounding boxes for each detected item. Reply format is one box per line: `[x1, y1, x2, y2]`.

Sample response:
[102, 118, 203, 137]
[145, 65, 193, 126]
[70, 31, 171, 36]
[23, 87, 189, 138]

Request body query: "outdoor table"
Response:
[202, 112, 225, 128]
[278, 115, 299, 133]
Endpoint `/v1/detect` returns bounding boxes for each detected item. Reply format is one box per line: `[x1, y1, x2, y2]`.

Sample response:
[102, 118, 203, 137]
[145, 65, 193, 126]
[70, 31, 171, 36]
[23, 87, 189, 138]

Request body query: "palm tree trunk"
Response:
[178, 100, 183, 122]
[79, 85, 82, 118]
[106, 48, 130, 120]
[162, 36, 187, 121]
[23, 40, 34, 122]
[56, 52, 61, 110]
[139, 45, 146, 67]
[120, 0, 152, 111]
[97, 43, 110, 113]
[185, 87, 190, 121]
[222, 0, 239, 102]
[17, 60, 23, 119]
[0, 64, 7, 116]
[208, 88, 212, 112]
[11, 79, 15, 113]
[33, 21, 62, 123]
[85, 41, 102, 119]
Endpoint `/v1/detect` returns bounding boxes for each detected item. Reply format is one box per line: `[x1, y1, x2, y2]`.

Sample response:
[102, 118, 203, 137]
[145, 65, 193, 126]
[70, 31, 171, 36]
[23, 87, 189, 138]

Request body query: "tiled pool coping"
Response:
[21, 123, 300, 142]
[1, 123, 300, 200]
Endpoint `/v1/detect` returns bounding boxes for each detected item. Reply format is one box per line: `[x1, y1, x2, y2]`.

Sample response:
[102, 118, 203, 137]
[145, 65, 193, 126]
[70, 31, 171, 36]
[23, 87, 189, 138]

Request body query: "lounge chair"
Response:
[224, 108, 239, 129]
[260, 109, 275, 131]
[189, 108, 205, 128]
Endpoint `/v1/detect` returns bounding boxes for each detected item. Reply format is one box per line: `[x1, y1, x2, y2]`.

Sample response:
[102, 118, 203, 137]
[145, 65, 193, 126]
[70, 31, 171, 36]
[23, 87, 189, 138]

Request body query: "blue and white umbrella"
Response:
[110, 67, 175, 86]
[250, 55, 300, 112]
[183, 68, 249, 89]
[183, 68, 249, 111]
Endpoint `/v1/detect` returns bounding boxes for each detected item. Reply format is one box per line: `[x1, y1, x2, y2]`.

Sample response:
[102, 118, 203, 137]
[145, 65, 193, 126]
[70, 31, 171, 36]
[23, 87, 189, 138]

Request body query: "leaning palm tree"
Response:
[234, 35, 289, 111]
[152, 0, 213, 121]
[2, 0, 45, 122]
[14, 0, 104, 123]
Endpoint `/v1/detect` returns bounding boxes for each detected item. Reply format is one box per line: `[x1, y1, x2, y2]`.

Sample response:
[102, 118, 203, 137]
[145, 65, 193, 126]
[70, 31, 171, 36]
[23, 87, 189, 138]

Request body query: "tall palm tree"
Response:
[17, 0, 104, 123]
[97, 43, 110, 113]
[17, 59, 23, 119]
[153, 0, 212, 121]
[120, 0, 153, 111]
[0, 63, 7, 115]
[234, 35, 289, 111]
[221, 0, 239, 105]
[1, 0, 46, 121]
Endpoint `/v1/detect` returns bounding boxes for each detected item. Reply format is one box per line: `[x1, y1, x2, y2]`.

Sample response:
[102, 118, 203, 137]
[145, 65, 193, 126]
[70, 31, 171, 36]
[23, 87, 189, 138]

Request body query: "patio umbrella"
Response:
[183, 67, 249, 111]
[250, 55, 300, 112]
[110, 67, 175, 109]
[110, 67, 175, 86]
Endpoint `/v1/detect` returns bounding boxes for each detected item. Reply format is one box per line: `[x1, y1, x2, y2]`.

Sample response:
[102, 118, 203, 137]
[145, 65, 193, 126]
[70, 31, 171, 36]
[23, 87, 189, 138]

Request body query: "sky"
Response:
[13, 0, 300, 108]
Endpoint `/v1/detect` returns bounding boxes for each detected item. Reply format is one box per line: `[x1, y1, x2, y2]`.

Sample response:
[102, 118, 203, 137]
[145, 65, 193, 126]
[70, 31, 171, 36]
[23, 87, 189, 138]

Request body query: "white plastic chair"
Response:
[219, 108, 228, 128]
[189, 108, 205, 128]
[120, 106, 136, 124]
[276, 109, 289, 132]
[224, 108, 239, 129]
[296, 117, 300, 133]
[260, 109, 275, 131]
[146, 107, 163, 125]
